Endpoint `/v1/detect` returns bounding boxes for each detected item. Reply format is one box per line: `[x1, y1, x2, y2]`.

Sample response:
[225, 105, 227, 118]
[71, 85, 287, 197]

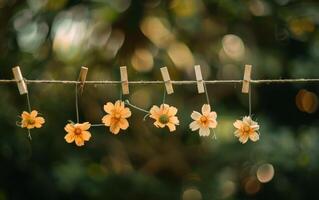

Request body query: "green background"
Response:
[0, 0, 319, 199]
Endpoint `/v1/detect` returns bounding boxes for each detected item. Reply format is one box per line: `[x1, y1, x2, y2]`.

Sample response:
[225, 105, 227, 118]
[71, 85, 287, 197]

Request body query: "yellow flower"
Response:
[64, 122, 91, 146]
[149, 104, 179, 132]
[102, 100, 131, 134]
[233, 116, 260, 144]
[21, 110, 45, 129]
[189, 104, 217, 136]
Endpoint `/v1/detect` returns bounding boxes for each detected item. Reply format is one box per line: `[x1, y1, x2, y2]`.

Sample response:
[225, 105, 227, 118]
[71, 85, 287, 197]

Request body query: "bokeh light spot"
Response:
[256, 163, 275, 183]
[182, 188, 202, 200]
[167, 42, 194, 70]
[221, 34, 245, 61]
[296, 89, 318, 113]
[131, 48, 154, 72]
[244, 177, 261, 195]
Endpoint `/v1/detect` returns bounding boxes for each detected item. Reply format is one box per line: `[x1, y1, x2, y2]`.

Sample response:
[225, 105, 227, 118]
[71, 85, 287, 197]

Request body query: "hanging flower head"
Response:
[64, 122, 91, 146]
[189, 104, 217, 136]
[20, 110, 45, 129]
[102, 100, 131, 134]
[233, 116, 260, 144]
[149, 104, 179, 132]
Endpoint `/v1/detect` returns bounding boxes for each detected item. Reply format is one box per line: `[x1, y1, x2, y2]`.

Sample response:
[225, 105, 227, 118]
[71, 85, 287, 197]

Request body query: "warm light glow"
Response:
[140, 17, 175, 48]
[244, 177, 261, 195]
[167, 42, 194, 70]
[170, 0, 199, 17]
[104, 29, 125, 59]
[131, 48, 154, 72]
[289, 18, 315, 37]
[249, 0, 271, 16]
[130, 89, 152, 109]
[221, 34, 245, 61]
[296, 89, 318, 113]
[52, 10, 88, 60]
[182, 188, 202, 200]
[257, 163, 275, 183]
[220, 180, 236, 198]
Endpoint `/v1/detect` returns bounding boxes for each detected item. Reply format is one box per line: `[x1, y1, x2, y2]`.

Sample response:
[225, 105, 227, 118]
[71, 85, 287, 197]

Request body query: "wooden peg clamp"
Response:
[194, 65, 205, 94]
[12, 66, 28, 95]
[120, 66, 129, 95]
[160, 67, 174, 94]
[242, 64, 252, 94]
[78, 66, 88, 92]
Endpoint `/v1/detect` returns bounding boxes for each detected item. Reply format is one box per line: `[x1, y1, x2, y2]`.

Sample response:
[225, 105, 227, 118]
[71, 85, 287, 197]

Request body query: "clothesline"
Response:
[0, 78, 319, 85]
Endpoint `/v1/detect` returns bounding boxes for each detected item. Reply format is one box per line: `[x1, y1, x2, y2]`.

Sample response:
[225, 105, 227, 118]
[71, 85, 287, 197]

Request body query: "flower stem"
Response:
[124, 100, 149, 114]
[91, 124, 105, 127]
[27, 129, 32, 141]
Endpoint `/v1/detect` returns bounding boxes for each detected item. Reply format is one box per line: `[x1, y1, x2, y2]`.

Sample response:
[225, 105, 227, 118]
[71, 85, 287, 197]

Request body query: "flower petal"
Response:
[104, 102, 114, 113]
[75, 136, 84, 146]
[208, 120, 217, 128]
[21, 111, 30, 119]
[249, 132, 259, 142]
[79, 122, 91, 131]
[169, 116, 179, 125]
[114, 100, 122, 109]
[167, 122, 176, 132]
[208, 111, 217, 120]
[234, 130, 240, 137]
[110, 125, 120, 134]
[168, 106, 178, 116]
[189, 121, 200, 131]
[119, 119, 129, 130]
[64, 124, 75, 133]
[199, 127, 210, 136]
[202, 104, 211, 115]
[36, 117, 45, 124]
[149, 105, 160, 119]
[251, 124, 260, 131]
[81, 131, 91, 141]
[102, 115, 112, 126]
[233, 120, 243, 129]
[64, 133, 75, 143]
[191, 111, 201, 120]
[30, 110, 38, 118]
[239, 135, 249, 144]
[243, 116, 252, 124]
[121, 107, 131, 118]
[154, 121, 165, 128]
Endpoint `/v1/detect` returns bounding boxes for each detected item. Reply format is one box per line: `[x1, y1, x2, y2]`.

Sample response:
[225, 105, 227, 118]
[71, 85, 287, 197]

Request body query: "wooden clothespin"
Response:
[160, 67, 174, 94]
[194, 65, 205, 94]
[120, 66, 129, 95]
[242, 64, 252, 94]
[12, 66, 28, 95]
[78, 66, 88, 93]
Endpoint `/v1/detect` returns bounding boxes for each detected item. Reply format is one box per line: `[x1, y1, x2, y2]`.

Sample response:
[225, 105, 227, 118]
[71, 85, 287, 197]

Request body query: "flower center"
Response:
[114, 113, 121, 119]
[200, 116, 208, 124]
[74, 128, 82, 135]
[243, 126, 251, 133]
[27, 119, 35, 125]
[159, 114, 169, 124]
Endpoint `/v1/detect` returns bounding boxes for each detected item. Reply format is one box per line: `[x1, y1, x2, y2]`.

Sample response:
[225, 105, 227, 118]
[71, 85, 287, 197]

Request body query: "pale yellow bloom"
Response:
[64, 122, 91, 146]
[21, 110, 45, 129]
[102, 100, 131, 134]
[189, 104, 217, 136]
[233, 116, 260, 144]
[149, 104, 179, 132]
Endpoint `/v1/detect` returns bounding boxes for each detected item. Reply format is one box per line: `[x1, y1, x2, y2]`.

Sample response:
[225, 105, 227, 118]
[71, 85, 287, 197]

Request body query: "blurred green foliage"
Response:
[0, 0, 319, 199]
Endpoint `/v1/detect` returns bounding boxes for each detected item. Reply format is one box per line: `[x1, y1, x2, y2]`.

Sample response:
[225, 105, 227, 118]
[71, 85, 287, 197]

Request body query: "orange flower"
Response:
[189, 104, 217, 136]
[233, 116, 260, 144]
[21, 110, 45, 129]
[149, 104, 179, 132]
[64, 122, 91, 146]
[102, 100, 131, 134]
